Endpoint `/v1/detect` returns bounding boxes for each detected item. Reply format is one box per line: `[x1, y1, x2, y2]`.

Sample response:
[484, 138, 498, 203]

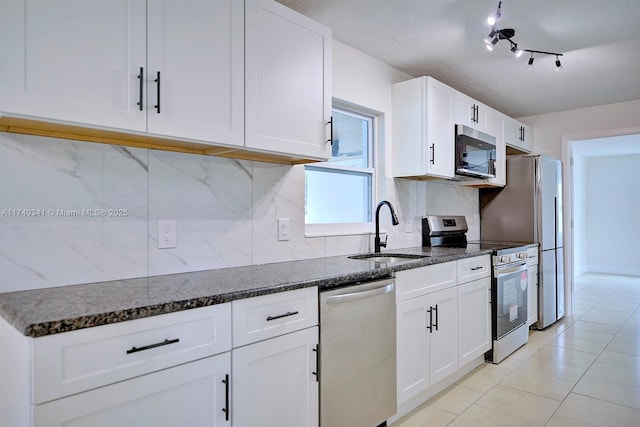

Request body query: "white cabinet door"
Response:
[452, 93, 488, 132]
[458, 277, 492, 368]
[429, 287, 458, 385]
[0, 0, 147, 131]
[245, 0, 332, 160]
[34, 353, 231, 427]
[232, 326, 319, 427]
[146, 0, 244, 146]
[396, 294, 431, 405]
[503, 116, 533, 154]
[426, 78, 455, 178]
[392, 76, 454, 179]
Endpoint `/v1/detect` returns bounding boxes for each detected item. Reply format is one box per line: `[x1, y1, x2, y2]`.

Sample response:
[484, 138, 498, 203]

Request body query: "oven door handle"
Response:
[495, 262, 527, 274]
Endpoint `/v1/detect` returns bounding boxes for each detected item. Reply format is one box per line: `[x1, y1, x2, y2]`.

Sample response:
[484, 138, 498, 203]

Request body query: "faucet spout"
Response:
[374, 200, 400, 253]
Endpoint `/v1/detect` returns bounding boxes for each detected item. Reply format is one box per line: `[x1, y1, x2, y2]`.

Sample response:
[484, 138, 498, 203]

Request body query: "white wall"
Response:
[519, 99, 640, 160]
[572, 155, 588, 276]
[0, 40, 481, 293]
[583, 155, 640, 275]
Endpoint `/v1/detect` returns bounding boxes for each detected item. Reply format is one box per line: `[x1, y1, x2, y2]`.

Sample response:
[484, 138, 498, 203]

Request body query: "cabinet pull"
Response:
[429, 144, 435, 164]
[222, 374, 230, 421]
[266, 311, 299, 321]
[136, 67, 144, 111]
[326, 117, 333, 145]
[433, 304, 439, 331]
[426, 307, 433, 333]
[154, 71, 161, 114]
[126, 338, 179, 354]
[312, 345, 320, 382]
[470, 266, 483, 271]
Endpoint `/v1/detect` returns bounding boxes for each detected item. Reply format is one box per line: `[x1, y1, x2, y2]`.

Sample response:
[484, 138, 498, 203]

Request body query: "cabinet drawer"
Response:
[232, 287, 318, 347]
[457, 255, 491, 284]
[33, 303, 231, 404]
[527, 246, 539, 266]
[395, 261, 456, 302]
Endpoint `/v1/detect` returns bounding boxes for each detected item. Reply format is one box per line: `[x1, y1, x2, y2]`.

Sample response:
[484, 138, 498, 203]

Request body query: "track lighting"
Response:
[510, 42, 523, 58]
[555, 55, 563, 70]
[487, 1, 502, 25]
[483, 1, 564, 70]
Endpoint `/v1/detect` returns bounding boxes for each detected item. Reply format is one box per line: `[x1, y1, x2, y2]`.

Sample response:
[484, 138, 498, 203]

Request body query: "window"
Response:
[305, 105, 375, 233]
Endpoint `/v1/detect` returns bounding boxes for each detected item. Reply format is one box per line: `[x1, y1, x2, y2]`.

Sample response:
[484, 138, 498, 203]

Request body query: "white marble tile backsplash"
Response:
[0, 134, 479, 292]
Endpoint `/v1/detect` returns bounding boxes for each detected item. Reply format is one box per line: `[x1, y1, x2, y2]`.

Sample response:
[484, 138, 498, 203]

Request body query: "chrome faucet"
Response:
[374, 200, 400, 253]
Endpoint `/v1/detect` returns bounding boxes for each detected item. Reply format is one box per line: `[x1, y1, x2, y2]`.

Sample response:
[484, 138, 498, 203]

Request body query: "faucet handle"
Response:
[380, 234, 388, 248]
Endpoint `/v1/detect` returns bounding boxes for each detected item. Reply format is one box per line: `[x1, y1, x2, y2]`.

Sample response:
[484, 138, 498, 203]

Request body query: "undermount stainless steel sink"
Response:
[348, 253, 429, 263]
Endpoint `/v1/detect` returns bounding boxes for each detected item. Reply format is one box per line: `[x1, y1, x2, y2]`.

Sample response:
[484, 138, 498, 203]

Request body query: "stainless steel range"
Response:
[422, 215, 529, 363]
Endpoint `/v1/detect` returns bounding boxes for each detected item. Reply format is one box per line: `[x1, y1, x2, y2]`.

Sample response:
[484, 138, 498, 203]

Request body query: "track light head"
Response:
[487, 1, 502, 25]
[527, 55, 535, 69]
[555, 55, 563, 70]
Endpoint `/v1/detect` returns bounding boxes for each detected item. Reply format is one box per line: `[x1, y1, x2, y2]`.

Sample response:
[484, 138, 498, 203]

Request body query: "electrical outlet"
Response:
[158, 220, 177, 249]
[278, 218, 290, 241]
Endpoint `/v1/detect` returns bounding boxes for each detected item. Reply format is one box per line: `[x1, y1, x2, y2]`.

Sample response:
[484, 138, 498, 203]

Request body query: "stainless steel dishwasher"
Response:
[319, 277, 396, 427]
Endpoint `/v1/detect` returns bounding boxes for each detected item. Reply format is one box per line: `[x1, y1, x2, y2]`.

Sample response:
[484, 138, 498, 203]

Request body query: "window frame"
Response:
[304, 102, 377, 237]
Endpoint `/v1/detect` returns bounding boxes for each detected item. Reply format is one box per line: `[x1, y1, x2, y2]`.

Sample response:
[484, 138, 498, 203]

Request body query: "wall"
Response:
[519, 99, 640, 160]
[0, 40, 480, 293]
[583, 155, 640, 275]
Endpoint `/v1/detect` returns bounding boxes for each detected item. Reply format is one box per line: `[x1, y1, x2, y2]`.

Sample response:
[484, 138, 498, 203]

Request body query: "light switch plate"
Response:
[278, 218, 290, 241]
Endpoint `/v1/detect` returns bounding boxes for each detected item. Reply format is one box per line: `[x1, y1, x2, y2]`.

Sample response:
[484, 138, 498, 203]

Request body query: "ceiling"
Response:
[276, 0, 640, 118]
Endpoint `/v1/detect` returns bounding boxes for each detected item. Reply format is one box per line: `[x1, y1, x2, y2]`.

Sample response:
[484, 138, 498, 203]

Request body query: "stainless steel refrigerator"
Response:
[481, 155, 564, 329]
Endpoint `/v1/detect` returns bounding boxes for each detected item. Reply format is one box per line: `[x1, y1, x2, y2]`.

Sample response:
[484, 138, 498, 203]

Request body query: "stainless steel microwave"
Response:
[454, 124, 496, 179]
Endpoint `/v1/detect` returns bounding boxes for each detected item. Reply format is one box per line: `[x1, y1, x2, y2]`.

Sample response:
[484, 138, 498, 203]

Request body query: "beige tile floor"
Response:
[393, 273, 640, 426]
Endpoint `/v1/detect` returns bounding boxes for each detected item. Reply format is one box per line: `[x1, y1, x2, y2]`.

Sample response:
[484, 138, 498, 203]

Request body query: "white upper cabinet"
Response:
[245, 0, 332, 160]
[0, 0, 147, 132]
[146, 0, 244, 146]
[503, 115, 533, 154]
[452, 92, 490, 133]
[392, 76, 455, 179]
[0, 0, 244, 147]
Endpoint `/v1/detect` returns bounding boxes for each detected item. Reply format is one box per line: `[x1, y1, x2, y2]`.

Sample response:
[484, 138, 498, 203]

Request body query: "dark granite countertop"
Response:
[0, 246, 495, 338]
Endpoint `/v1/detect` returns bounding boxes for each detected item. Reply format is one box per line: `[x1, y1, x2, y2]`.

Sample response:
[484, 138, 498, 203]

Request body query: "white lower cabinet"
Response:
[396, 256, 491, 410]
[232, 326, 319, 427]
[396, 284, 458, 405]
[34, 353, 231, 427]
[458, 276, 492, 367]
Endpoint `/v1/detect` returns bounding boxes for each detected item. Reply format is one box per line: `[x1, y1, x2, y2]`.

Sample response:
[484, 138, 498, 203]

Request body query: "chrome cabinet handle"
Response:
[430, 144, 435, 164]
[266, 311, 299, 321]
[126, 338, 179, 354]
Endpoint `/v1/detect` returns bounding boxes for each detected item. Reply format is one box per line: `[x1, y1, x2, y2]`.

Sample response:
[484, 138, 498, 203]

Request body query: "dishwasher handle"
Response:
[325, 281, 394, 305]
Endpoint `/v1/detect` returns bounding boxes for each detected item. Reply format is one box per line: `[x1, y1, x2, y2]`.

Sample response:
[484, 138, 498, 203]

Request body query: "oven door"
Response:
[494, 262, 528, 340]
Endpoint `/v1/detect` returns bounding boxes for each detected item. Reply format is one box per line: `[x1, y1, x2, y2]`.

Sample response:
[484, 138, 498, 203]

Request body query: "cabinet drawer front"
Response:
[527, 246, 539, 266]
[232, 287, 318, 347]
[395, 261, 456, 302]
[33, 303, 231, 404]
[457, 255, 491, 284]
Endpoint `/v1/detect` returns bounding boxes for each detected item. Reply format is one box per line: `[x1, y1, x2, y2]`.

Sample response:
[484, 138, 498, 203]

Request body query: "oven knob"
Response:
[500, 255, 510, 263]
[517, 252, 527, 259]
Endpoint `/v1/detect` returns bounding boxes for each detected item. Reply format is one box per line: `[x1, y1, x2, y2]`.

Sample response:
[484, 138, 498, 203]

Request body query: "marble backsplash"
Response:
[0, 133, 479, 292]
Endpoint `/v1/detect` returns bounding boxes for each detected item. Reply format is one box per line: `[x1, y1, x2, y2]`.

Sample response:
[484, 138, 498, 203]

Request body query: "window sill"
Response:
[304, 223, 378, 238]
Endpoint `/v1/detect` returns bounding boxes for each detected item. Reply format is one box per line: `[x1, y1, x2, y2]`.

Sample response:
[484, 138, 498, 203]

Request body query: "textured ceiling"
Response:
[277, 0, 640, 118]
